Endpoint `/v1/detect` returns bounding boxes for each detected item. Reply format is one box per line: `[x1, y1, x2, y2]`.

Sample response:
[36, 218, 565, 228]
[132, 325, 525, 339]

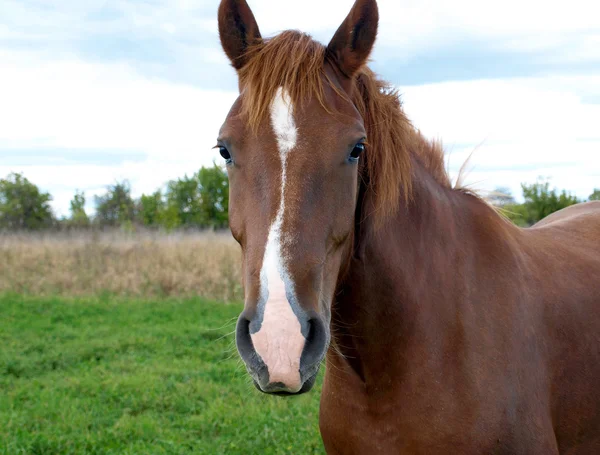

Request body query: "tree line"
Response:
[0, 169, 598, 231]
[0, 165, 228, 231]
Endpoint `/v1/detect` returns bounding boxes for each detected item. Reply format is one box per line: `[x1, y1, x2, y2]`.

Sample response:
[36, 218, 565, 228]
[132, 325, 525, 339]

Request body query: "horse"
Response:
[215, 0, 600, 453]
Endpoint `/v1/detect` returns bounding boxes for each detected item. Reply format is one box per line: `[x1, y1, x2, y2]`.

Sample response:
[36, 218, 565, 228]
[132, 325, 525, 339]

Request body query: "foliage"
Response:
[197, 165, 229, 228]
[164, 165, 229, 229]
[590, 189, 600, 201]
[137, 190, 164, 227]
[165, 174, 204, 228]
[0, 173, 54, 230]
[94, 181, 136, 227]
[0, 295, 324, 454]
[491, 179, 582, 227]
[68, 190, 89, 227]
[520, 178, 580, 225]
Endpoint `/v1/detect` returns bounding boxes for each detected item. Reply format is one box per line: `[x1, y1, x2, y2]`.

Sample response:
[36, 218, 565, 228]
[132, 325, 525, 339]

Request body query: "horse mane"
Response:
[238, 31, 454, 224]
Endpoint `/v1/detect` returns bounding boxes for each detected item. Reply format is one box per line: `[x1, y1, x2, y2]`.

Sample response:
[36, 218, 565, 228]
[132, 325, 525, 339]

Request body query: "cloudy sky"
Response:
[1, 0, 599, 216]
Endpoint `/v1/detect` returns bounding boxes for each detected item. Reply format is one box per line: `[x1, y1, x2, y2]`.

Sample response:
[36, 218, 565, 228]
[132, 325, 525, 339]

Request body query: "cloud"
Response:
[213, 0, 600, 71]
[0, 0, 234, 88]
[0, 51, 237, 216]
[0, 51, 236, 157]
[0, 149, 147, 166]
[401, 76, 600, 145]
[398, 76, 600, 200]
[2, 0, 598, 88]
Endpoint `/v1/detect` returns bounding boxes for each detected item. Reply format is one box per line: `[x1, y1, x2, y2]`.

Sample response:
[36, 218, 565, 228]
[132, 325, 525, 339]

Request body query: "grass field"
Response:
[0, 294, 324, 454]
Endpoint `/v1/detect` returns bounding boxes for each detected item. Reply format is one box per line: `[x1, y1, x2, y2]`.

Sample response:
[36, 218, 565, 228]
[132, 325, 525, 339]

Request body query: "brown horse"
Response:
[216, 0, 600, 453]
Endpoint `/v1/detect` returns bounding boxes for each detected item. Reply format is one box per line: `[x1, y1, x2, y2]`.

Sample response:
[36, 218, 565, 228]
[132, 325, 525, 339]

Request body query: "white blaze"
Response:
[250, 88, 305, 391]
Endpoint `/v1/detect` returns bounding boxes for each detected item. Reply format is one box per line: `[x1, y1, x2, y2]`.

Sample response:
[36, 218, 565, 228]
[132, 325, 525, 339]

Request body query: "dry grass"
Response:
[0, 230, 243, 302]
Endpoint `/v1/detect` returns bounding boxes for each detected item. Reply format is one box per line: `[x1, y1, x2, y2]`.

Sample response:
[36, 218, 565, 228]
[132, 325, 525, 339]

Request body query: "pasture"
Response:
[0, 231, 242, 302]
[0, 293, 324, 454]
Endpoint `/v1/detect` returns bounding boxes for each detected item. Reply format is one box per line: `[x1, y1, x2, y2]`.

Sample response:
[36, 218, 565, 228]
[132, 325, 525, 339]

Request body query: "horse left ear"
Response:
[326, 0, 379, 78]
[218, 0, 262, 70]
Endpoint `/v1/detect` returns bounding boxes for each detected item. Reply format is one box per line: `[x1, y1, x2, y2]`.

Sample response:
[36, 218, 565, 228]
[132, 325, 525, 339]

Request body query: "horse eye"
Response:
[219, 146, 232, 164]
[349, 143, 365, 161]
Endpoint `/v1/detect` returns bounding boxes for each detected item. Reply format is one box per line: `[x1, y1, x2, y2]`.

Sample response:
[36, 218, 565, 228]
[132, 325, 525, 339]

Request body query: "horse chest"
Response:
[319, 372, 556, 455]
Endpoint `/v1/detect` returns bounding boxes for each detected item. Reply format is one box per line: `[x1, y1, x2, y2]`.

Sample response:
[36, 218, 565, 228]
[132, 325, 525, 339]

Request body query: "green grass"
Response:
[0, 294, 324, 454]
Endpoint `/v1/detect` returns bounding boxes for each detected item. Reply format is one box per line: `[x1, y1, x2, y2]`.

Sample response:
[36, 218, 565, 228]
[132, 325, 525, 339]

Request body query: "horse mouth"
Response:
[252, 370, 319, 396]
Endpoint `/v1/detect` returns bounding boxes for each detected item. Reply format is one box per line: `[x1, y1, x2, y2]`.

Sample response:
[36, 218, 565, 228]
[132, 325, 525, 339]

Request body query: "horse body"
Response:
[321, 163, 600, 453]
[216, 0, 600, 452]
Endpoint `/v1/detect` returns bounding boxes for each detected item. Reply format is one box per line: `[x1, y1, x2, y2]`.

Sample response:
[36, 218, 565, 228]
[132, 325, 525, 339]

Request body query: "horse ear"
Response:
[218, 0, 262, 70]
[326, 0, 379, 78]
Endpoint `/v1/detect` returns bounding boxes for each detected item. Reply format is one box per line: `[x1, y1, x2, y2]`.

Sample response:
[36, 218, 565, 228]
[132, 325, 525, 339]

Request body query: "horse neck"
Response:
[332, 155, 514, 385]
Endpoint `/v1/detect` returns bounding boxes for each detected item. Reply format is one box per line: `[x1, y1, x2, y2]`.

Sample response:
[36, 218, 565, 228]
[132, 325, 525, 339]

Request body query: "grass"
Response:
[0, 231, 242, 302]
[0, 294, 324, 454]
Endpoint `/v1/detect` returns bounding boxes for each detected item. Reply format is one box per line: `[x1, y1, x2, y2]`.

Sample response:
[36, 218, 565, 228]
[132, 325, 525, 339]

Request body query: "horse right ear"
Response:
[327, 0, 379, 79]
[218, 0, 262, 70]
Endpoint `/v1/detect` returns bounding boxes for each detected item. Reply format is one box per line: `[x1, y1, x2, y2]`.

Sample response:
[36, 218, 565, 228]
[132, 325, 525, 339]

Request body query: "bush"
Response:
[492, 179, 581, 227]
[68, 190, 89, 228]
[94, 181, 136, 227]
[164, 165, 229, 229]
[0, 173, 54, 230]
[520, 179, 579, 225]
[137, 191, 164, 227]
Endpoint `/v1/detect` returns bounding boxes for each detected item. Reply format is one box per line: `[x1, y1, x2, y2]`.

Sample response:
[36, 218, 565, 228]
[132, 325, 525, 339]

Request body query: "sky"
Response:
[1, 0, 599, 216]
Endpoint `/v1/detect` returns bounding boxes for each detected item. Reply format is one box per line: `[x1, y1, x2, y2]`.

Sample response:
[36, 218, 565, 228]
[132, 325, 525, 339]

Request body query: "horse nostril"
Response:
[236, 314, 270, 386]
[300, 316, 328, 368]
[235, 315, 254, 360]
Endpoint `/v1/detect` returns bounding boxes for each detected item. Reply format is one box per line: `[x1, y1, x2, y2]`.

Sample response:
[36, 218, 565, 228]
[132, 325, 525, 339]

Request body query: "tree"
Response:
[488, 187, 516, 207]
[0, 173, 54, 230]
[197, 165, 229, 228]
[590, 189, 600, 201]
[163, 165, 229, 229]
[69, 190, 89, 227]
[165, 175, 203, 228]
[94, 181, 135, 227]
[137, 191, 164, 227]
[521, 178, 579, 225]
